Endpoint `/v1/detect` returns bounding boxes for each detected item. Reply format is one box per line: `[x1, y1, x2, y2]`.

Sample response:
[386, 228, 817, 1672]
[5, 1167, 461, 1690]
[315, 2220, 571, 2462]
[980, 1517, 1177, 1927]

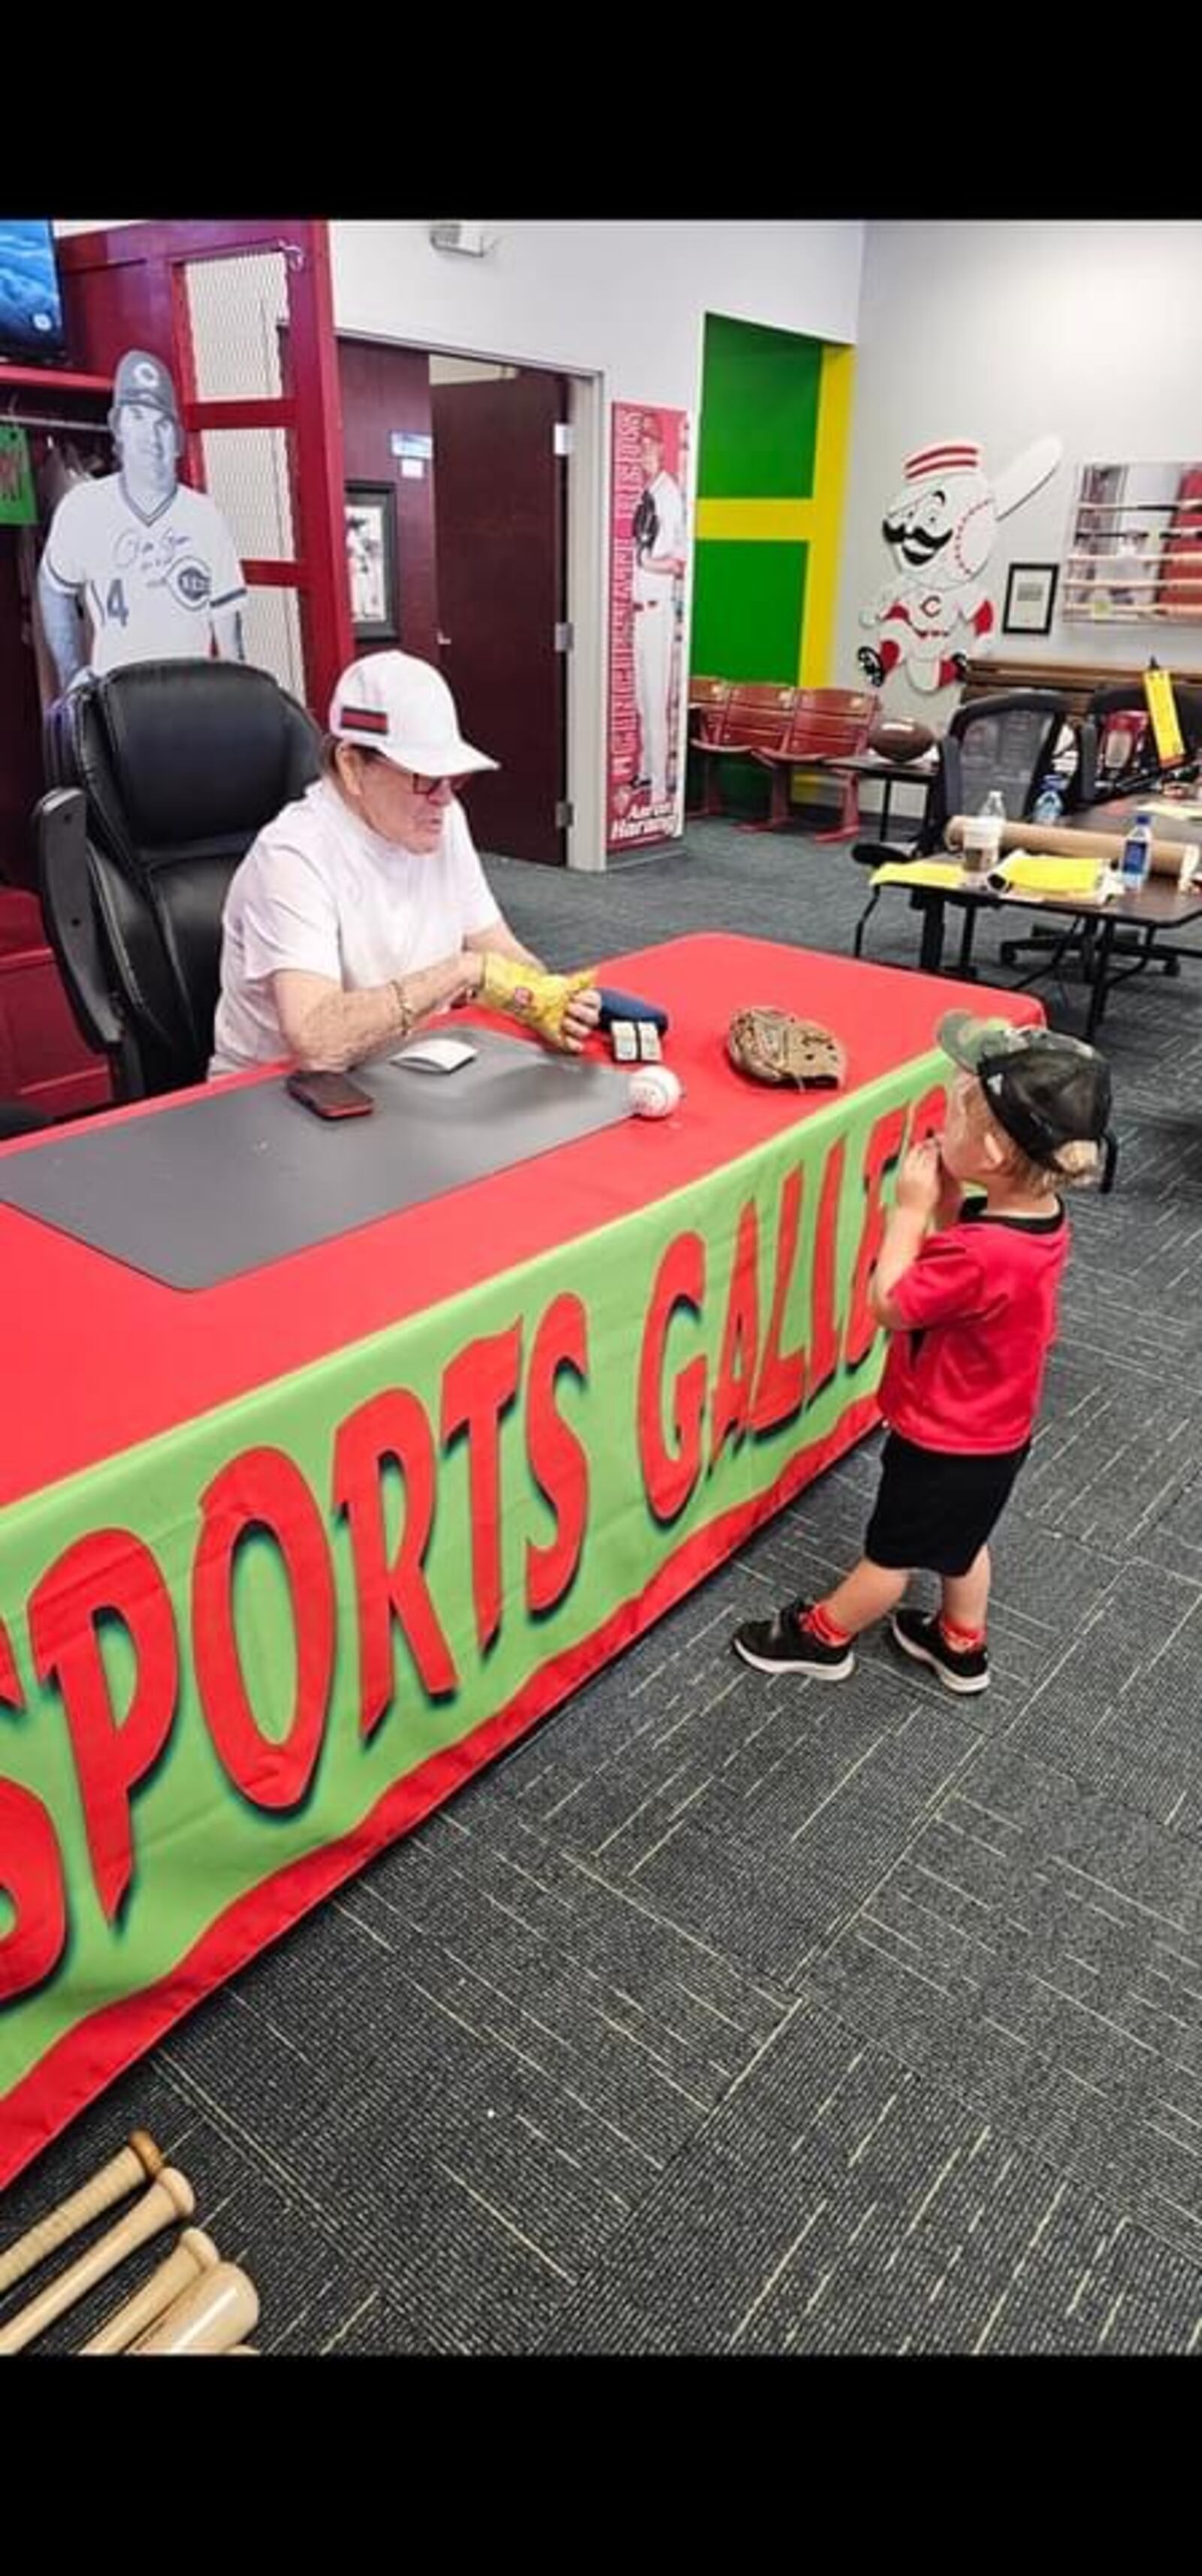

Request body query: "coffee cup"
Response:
[960, 816, 1001, 880]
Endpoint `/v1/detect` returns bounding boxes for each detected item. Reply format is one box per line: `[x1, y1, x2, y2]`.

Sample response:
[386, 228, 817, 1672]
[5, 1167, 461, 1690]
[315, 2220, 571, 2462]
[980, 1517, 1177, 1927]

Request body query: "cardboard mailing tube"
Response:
[947, 815, 1191, 879]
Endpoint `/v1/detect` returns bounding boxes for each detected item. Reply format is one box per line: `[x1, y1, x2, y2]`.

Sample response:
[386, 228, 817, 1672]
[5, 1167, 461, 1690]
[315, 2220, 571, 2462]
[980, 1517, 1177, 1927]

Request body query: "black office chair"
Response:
[851, 688, 1074, 965]
[1075, 680, 1202, 808]
[999, 679, 1202, 978]
[35, 659, 322, 1100]
[0, 1102, 53, 1139]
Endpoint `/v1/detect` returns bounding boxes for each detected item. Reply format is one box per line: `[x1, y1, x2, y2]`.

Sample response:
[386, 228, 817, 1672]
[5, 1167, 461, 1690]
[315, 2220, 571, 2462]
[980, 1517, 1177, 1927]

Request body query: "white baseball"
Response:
[629, 1065, 681, 1119]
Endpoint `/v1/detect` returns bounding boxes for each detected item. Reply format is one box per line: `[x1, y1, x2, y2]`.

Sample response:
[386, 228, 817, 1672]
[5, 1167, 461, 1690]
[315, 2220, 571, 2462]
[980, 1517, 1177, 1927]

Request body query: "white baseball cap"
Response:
[328, 651, 498, 778]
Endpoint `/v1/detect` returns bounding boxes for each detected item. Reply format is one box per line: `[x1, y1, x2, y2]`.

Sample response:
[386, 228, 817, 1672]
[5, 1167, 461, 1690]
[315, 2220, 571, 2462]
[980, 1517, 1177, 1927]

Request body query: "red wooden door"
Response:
[430, 372, 567, 865]
[56, 219, 352, 719]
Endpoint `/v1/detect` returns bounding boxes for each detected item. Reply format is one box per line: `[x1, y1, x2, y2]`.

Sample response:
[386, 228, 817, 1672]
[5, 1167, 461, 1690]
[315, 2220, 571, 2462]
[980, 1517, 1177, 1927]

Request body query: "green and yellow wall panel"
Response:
[692, 314, 854, 693]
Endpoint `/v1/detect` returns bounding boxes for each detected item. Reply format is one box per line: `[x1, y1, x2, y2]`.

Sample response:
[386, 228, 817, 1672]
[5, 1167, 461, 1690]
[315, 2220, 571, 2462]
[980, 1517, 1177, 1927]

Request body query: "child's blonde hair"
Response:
[964, 1078, 1101, 1193]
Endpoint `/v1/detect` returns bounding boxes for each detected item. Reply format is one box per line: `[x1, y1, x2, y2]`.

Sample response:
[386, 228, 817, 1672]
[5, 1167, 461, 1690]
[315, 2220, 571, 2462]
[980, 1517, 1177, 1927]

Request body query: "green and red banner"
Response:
[0, 936, 1041, 2186]
[0, 1057, 946, 2182]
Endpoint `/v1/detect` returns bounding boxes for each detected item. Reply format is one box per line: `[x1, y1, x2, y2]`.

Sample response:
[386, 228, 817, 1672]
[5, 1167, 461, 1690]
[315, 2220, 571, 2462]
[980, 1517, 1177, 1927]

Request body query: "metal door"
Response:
[430, 370, 568, 865]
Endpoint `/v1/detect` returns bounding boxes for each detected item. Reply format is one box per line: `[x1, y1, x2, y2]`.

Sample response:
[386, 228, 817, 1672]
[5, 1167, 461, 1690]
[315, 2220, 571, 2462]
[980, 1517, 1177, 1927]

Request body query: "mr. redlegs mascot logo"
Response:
[859, 434, 1061, 695]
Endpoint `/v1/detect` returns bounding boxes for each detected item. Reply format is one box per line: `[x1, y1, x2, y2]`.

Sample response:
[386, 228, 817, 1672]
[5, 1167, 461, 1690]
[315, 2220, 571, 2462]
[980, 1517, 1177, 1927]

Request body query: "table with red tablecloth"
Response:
[0, 935, 1038, 2185]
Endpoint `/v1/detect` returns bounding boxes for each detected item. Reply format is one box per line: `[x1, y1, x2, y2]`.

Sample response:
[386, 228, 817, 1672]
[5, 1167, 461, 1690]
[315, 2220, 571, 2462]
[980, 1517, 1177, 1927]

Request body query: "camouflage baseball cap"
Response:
[112, 349, 180, 421]
[939, 1012, 1116, 1189]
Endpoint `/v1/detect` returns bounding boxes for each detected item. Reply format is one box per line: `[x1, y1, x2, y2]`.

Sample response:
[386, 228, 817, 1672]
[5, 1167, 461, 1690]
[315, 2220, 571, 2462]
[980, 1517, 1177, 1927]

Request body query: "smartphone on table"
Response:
[285, 1070, 375, 1120]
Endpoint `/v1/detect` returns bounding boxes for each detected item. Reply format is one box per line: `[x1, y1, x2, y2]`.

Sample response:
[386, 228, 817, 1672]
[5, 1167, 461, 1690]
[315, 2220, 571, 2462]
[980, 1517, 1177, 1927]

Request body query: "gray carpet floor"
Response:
[7, 809, 1202, 2355]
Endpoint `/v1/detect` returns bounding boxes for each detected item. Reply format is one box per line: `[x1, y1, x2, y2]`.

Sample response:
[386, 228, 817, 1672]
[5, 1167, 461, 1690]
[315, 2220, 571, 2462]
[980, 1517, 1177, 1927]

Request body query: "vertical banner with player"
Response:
[607, 403, 690, 854]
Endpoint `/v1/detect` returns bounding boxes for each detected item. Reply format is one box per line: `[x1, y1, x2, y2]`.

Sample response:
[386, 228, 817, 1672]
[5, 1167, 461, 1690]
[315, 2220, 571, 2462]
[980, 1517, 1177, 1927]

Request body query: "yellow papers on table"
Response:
[869, 860, 966, 890]
[990, 853, 1102, 897]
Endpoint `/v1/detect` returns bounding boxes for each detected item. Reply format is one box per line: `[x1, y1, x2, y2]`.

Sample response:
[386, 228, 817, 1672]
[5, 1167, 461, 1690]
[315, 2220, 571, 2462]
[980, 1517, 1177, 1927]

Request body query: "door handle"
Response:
[436, 630, 452, 648]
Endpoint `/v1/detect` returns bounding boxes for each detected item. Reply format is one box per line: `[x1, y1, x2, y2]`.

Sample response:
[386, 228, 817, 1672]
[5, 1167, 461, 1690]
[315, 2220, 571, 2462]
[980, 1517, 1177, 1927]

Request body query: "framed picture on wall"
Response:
[1002, 561, 1058, 637]
[344, 482, 399, 644]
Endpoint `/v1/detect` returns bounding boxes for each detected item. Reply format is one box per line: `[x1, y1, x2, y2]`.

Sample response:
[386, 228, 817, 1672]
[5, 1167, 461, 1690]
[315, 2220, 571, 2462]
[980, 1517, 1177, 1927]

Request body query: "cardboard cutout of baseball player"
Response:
[38, 349, 247, 691]
[858, 435, 1062, 696]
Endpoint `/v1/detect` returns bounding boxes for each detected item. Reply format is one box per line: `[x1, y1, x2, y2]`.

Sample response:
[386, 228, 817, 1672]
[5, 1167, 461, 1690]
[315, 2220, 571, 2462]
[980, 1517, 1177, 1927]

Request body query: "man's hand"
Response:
[895, 1138, 944, 1222]
[478, 953, 602, 1053]
[561, 986, 601, 1052]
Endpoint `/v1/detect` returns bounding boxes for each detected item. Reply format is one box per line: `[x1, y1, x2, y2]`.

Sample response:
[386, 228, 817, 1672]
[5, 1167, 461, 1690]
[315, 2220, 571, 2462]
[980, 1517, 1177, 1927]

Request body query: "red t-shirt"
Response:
[879, 1202, 1069, 1455]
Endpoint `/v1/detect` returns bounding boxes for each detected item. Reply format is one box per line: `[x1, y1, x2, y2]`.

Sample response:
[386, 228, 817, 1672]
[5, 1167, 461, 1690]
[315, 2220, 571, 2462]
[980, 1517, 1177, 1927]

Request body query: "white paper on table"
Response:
[391, 1036, 478, 1073]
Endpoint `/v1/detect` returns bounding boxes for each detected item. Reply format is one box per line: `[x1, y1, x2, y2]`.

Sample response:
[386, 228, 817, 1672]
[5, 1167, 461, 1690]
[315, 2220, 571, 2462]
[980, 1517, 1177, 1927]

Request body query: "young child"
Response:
[732, 1013, 1116, 1696]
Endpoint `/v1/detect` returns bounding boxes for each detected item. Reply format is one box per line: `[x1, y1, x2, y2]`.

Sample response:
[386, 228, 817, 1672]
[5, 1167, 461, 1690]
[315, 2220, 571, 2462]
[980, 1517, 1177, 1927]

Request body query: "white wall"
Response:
[836, 220, 1202, 726]
[330, 220, 865, 404]
[331, 222, 865, 868]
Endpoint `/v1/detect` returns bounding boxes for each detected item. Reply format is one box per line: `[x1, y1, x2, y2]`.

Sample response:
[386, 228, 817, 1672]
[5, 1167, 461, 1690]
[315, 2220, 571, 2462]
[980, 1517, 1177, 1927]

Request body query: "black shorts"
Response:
[864, 1432, 1030, 1577]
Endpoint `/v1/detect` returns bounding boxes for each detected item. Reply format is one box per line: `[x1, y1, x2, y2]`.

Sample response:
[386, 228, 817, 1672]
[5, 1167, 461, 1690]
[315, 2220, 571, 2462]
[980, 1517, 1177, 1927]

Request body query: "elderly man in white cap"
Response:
[210, 650, 600, 1077]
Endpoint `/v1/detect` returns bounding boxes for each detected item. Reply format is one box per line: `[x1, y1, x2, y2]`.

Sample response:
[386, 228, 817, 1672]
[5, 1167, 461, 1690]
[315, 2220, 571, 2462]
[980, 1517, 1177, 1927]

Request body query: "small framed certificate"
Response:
[1002, 561, 1059, 637]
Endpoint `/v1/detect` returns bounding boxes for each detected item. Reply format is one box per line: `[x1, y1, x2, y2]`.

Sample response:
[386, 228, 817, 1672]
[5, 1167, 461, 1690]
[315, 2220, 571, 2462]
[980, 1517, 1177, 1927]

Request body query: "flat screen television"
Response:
[0, 220, 68, 367]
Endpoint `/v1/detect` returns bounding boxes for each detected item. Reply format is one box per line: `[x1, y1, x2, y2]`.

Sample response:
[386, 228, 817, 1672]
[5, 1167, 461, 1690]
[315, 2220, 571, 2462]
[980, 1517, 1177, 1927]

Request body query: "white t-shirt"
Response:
[210, 775, 503, 1075]
[42, 473, 246, 671]
[632, 469, 686, 605]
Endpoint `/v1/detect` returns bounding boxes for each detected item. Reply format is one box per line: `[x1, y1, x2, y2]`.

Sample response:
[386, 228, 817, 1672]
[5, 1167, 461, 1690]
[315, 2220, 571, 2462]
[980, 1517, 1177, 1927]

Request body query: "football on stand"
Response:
[868, 719, 937, 763]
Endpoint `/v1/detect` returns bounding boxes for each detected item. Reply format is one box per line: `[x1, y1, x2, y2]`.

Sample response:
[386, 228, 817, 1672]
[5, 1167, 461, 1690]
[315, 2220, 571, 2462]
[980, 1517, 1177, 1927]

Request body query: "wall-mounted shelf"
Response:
[1065, 459, 1202, 626]
[0, 363, 112, 396]
[1074, 499, 1202, 514]
[0, 363, 114, 443]
[1061, 609, 1202, 624]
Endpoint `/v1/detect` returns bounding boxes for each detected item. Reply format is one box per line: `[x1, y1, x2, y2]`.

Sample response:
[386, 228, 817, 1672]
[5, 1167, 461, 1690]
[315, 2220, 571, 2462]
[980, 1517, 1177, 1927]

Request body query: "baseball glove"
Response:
[726, 1007, 846, 1090]
[479, 953, 599, 1050]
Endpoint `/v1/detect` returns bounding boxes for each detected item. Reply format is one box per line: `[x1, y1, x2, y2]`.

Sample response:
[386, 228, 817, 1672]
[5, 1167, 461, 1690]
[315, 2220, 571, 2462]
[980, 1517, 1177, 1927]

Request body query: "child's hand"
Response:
[895, 1139, 944, 1219]
[935, 1150, 965, 1227]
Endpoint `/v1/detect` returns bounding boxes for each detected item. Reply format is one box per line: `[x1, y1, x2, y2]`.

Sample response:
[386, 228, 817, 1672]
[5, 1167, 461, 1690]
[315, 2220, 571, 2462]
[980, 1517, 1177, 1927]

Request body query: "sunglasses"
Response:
[405, 771, 470, 799]
[354, 748, 470, 798]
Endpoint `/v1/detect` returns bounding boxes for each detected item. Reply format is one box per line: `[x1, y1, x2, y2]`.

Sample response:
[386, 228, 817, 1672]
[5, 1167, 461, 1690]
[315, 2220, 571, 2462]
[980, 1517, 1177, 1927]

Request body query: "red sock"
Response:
[939, 1615, 986, 1653]
[800, 1601, 853, 1647]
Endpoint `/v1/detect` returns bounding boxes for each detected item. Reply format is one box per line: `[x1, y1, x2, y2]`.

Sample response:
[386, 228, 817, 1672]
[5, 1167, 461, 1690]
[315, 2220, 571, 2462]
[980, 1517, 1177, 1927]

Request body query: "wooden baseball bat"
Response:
[0, 2168, 193, 2354]
[948, 814, 1194, 877]
[79, 2226, 220, 2356]
[0, 2130, 164, 2298]
[128, 2261, 259, 2356]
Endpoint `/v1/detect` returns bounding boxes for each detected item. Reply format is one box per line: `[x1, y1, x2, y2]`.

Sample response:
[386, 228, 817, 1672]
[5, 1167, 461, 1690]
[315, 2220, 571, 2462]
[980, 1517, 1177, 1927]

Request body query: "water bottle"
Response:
[1032, 772, 1065, 826]
[1120, 809, 1153, 892]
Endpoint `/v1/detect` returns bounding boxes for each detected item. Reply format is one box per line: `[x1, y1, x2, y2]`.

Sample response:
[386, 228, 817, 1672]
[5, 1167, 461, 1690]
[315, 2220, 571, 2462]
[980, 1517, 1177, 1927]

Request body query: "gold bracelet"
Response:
[454, 954, 483, 1010]
[391, 977, 412, 1037]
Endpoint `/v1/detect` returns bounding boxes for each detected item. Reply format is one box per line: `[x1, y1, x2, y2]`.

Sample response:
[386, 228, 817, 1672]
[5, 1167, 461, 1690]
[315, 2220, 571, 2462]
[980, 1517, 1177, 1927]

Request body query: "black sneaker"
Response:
[889, 1608, 989, 1696]
[732, 1599, 855, 1681]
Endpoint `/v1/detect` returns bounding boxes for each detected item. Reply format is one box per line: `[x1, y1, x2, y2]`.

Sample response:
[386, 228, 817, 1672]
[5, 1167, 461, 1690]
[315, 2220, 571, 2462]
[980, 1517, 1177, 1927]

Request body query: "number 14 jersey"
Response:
[42, 472, 246, 671]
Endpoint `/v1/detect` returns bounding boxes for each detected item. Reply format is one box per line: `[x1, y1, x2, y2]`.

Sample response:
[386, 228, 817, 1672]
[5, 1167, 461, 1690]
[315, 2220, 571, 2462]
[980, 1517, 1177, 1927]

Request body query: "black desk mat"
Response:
[1, 1028, 634, 1291]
